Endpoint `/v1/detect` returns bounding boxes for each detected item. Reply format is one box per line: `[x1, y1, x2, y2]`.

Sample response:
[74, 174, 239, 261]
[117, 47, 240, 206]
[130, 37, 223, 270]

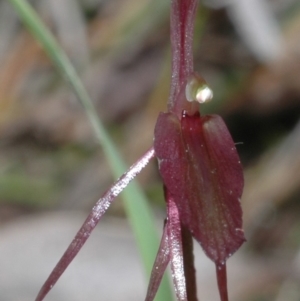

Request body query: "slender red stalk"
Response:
[216, 262, 229, 301]
[181, 225, 198, 301]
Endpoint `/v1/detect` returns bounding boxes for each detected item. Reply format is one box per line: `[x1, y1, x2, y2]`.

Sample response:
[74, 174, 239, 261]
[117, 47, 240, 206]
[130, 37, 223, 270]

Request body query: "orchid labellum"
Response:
[35, 0, 245, 301]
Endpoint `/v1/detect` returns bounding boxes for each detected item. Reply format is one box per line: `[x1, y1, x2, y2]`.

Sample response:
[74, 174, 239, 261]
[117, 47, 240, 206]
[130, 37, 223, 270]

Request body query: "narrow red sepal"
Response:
[145, 221, 170, 301]
[166, 188, 188, 301]
[36, 148, 155, 301]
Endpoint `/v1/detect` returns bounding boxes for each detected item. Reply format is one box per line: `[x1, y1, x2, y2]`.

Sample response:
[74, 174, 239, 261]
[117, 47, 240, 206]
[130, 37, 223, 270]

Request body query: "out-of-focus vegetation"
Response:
[1, 0, 300, 300]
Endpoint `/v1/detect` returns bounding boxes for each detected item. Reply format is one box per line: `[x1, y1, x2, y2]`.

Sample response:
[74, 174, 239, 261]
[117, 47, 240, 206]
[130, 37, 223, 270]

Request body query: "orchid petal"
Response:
[145, 220, 170, 301]
[36, 147, 155, 301]
[166, 188, 188, 301]
[154, 112, 245, 263]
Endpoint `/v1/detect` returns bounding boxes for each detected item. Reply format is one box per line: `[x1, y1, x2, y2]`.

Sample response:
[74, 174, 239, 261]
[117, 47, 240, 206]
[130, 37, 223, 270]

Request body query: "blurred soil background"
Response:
[1, 0, 300, 300]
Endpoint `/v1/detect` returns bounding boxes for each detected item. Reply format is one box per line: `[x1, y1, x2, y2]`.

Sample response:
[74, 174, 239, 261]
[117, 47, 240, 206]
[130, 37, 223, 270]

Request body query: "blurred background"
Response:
[0, 0, 300, 300]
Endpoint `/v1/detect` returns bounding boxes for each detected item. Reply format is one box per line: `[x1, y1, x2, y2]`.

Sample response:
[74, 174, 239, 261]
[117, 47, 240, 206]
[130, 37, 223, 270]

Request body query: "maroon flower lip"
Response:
[154, 111, 245, 264]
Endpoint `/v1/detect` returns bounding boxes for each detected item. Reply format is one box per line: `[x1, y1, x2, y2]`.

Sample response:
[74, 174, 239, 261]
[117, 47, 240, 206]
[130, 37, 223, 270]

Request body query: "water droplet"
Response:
[185, 73, 213, 104]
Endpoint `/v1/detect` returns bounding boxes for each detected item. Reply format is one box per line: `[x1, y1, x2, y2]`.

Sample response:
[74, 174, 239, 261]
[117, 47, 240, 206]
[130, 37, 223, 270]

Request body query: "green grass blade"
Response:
[7, 0, 173, 300]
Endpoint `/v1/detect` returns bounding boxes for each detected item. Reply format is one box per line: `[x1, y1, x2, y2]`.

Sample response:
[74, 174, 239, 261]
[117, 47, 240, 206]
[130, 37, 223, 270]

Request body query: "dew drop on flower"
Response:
[185, 73, 213, 103]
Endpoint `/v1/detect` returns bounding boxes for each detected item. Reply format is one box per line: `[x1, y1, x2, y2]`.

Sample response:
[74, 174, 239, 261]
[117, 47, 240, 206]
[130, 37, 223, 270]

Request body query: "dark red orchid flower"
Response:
[35, 0, 245, 301]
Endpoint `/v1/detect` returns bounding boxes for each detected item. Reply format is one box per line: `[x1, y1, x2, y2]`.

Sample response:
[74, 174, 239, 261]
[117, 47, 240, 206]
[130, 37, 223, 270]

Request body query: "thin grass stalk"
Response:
[7, 0, 173, 299]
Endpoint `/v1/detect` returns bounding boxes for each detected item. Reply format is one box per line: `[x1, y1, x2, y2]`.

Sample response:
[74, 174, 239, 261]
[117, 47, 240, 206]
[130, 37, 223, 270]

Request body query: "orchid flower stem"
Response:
[7, 0, 173, 300]
[181, 225, 198, 301]
[216, 262, 229, 301]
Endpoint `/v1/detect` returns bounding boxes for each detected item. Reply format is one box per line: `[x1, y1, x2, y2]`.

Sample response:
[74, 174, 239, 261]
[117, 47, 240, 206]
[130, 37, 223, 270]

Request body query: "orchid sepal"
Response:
[35, 147, 155, 301]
